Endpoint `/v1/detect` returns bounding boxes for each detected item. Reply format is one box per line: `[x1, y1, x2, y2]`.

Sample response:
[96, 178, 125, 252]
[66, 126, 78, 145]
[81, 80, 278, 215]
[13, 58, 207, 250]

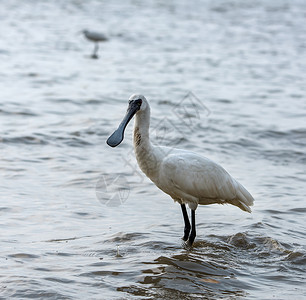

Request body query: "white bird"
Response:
[82, 29, 108, 59]
[107, 95, 254, 246]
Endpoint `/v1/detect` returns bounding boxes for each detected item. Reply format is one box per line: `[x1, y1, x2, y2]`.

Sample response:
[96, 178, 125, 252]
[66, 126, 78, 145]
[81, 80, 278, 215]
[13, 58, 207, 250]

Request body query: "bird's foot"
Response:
[91, 54, 99, 59]
[182, 239, 193, 250]
[182, 234, 188, 242]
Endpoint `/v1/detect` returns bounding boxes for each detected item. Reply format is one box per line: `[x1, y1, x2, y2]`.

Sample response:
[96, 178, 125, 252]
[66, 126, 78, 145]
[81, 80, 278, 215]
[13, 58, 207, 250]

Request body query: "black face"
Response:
[106, 99, 142, 147]
[129, 98, 142, 106]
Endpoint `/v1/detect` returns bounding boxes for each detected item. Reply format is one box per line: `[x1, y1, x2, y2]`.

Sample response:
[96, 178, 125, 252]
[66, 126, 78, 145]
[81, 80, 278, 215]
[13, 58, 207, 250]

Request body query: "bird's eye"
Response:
[137, 99, 142, 106]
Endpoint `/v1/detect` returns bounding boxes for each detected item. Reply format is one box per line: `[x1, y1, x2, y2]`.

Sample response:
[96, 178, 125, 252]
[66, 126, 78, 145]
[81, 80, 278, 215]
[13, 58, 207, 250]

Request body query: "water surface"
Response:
[0, 0, 306, 299]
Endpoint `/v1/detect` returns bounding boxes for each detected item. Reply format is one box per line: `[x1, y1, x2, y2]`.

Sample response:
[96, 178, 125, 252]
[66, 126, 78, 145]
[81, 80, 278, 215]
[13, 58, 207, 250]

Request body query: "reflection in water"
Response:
[116, 231, 305, 299]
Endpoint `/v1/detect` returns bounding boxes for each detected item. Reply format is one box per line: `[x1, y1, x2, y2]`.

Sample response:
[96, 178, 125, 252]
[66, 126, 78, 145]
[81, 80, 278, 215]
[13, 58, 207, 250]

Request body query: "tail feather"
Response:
[231, 181, 254, 213]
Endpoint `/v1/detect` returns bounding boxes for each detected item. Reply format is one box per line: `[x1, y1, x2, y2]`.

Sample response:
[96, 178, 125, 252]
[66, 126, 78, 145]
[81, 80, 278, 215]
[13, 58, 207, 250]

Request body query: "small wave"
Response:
[63, 178, 94, 188]
[227, 232, 306, 267]
[228, 232, 283, 253]
[48, 98, 81, 105]
[0, 206, 11, 212]
[1, 135, 48, 145]
[289, 207, 306, 214]
[49, 252, 76, 257]
[226, 138, 261, 149]
[47, 97, 108, 107]
[134, 251, 247, 298]
[286, 251, 306, 265]
[0, 108, 38, 116]
[45, 237, 79, 243]
[64, 137, 92, 147]
[157, 99, 175, 106]
[8, 253, 40, 259]
[253, 128, 306, 147]
[154, 255, 230, 277]
[228, 232, 256, 249]
[2, 132, 93, 147]
[262, 149, 306, 165]
[79, 270, 120, 278]
[243, 128, 306, 166]
[138, 240, 176, 251]
[44, 277, 75, 284]
[264, 209, 288, 215]
[215, 98, 232, 104]
[105, 232, 146, 243]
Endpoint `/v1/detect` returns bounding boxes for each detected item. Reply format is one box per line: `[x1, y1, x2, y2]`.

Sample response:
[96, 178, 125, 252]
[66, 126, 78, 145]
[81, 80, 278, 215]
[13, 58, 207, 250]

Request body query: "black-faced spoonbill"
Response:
[107, 95, 254, 247]
[82, 30, 108, 59]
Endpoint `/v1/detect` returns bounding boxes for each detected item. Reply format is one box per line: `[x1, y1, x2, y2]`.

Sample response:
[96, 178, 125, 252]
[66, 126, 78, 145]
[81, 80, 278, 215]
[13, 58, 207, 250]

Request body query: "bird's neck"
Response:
[133, 108, 158, 180]
[134, 108, 150, 147]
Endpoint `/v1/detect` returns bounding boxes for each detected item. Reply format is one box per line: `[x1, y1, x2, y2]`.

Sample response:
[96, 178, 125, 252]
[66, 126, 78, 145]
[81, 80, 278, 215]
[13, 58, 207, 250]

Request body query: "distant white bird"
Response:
[82, 29, 108, 59]
[107, 95, 254, 246]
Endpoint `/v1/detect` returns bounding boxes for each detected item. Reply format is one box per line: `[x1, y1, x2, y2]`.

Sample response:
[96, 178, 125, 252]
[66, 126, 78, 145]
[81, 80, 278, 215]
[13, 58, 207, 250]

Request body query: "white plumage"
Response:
[157, 151, 253, 212]
[107, 94, 254, 246]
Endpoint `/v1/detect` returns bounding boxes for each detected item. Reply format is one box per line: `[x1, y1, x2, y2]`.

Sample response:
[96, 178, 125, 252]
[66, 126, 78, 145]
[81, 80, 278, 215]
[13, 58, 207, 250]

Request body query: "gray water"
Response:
[1, 0, 306, 299]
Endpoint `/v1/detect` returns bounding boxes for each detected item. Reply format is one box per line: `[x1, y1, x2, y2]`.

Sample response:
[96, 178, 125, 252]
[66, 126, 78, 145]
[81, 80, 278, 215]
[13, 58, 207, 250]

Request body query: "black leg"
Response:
[92, 43, 99, 58]
[181, 204, 191, 241]
[188, 210, 196, 246]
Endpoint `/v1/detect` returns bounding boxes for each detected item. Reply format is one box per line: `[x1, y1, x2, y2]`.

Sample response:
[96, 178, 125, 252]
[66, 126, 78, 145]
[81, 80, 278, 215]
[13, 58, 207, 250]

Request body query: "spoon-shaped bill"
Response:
[107, 101, 140, 147]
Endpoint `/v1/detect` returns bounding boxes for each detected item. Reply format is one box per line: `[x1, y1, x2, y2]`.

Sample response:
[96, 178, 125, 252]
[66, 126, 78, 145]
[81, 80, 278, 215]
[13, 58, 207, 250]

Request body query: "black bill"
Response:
[106, 100, 141, 147]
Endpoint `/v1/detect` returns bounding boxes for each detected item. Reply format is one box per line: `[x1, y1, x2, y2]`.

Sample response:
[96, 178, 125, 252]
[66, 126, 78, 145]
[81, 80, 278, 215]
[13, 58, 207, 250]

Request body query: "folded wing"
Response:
[160, 152, 254, 212]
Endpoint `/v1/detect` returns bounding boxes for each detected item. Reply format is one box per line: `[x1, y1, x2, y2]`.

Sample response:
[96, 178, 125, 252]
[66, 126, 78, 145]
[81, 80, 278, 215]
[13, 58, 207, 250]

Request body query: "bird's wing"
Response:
[160, 152, 254, 212]
[85, 31, 107, 41]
